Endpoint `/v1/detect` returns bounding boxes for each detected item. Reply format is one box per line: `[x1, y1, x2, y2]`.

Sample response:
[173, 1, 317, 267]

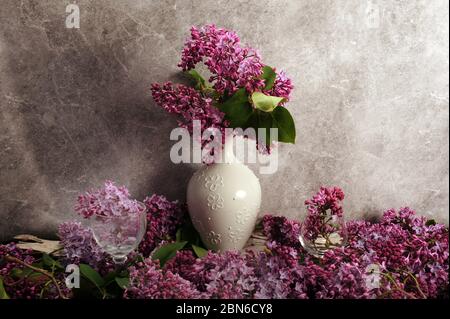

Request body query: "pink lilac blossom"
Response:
[57, 221, 115, 275]
[302, 186, 346, 241]
[262, 215, 301, 248]
[151, 82, 226, 133]
[164, 250, 199, 284]
[252, 245, 303, 299]
[304, 186, 345, 217]
[75, 181, 144, 218]
[123, 258, 201, 299]
[265, 70, 294, 101]
[178, 25, 265, 94]
[191, 251, 257, 298]
[269, 207, 448, 298]
[138, 194, 186, 257]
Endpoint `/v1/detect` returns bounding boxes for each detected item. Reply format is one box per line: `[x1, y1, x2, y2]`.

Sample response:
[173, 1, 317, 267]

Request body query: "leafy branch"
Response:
[4, 254, 68, 299]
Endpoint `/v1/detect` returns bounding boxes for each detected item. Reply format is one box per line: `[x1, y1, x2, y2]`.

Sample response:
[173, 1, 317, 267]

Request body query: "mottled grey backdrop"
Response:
[0, 0, 448, 241]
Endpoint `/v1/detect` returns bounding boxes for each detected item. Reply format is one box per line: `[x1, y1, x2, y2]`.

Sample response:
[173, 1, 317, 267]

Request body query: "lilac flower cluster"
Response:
[75, 181, 145, 218]
[151, 82, 225, 134]
[304, 186, 345, 217]
[302, 186, 346, 241]
[138, 194, 186, 257]
[191, 251, 257, 299]
[336, 207, 449, 298]
[262, 215, 301, 248]
[179, 25, 265, 94]
[266, 71, 294, 101]
[129, 250, 258, 299]
[57, 221, 114, 274]
[124, 258, 201, 299]
[261, 207, 449, 299]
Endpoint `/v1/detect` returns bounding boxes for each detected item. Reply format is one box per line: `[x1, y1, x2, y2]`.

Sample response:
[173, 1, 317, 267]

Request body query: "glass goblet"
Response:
[299, 210, 347, 258]
[87, 206, 147, 265]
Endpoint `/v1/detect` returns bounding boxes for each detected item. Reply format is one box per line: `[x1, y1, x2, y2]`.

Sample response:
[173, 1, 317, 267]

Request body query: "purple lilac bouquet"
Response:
[151, 24, 296, 153]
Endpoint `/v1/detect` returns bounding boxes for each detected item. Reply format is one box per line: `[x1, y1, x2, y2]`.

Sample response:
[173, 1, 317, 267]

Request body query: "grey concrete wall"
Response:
[0, 0, 448, 241]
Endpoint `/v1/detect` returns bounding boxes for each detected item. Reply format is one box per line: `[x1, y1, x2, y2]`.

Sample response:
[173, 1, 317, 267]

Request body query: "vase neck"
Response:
[222, 134, 238, 164]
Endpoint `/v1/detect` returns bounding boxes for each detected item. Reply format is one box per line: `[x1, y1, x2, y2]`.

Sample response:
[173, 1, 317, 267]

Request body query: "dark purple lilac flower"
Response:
[151, 82, 226, 133]
[265, 70, 294, 101]
[262, 215, 301, 248]
[138, 194, 186, 257]
[301, 186, 346, 243]
[179, 25, 265, 94]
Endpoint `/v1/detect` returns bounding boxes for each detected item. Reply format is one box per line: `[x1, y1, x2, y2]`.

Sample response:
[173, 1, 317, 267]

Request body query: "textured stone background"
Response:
[0, 0, 448, 241]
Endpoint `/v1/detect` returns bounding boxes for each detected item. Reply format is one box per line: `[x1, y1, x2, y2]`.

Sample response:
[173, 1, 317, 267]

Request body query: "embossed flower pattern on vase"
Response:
[236, 208, 251, 225]
[207, 192, 224, 210]
[207, 230, 222, 245]
[228, 226, 243, 244]
[204, 174, 224, 191]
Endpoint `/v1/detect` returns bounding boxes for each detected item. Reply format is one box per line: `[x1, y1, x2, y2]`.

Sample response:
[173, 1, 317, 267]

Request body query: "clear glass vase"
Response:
[299, 209, 347, 258]
[86, 204, 147, 264]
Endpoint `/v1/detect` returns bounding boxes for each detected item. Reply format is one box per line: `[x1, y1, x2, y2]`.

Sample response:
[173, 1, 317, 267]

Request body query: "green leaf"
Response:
[178, 219, 202, 246]
[192, 245, 208, 258]
[11, 267, 33, 278]
[152, 241, 187, 267]
[251, 92, 284, 113]
[79, 264, 105, 290]
[425, 219, 436, 226]
[114, 277, 130, 289]
[186, 69, 207, 90]
[175, 228, 182, 242]
[246, 110, 275, 146]
[218, 88, 253, 127]
[42, 253, 63, 270]
[261, 65, 276, 90]
[134, 254, 145, 264]
[0, 277, 10, 299]
[72, 277, 103, 299]
[271, 106, 296, 144]
[102, 271, 119, 286]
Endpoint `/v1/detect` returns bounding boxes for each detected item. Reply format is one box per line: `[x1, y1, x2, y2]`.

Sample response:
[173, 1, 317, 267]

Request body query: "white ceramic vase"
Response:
[186, 137, 261, 251]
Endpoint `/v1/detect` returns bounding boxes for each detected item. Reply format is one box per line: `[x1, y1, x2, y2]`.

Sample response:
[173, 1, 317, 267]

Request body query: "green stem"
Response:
[381, 272, 418, 299]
